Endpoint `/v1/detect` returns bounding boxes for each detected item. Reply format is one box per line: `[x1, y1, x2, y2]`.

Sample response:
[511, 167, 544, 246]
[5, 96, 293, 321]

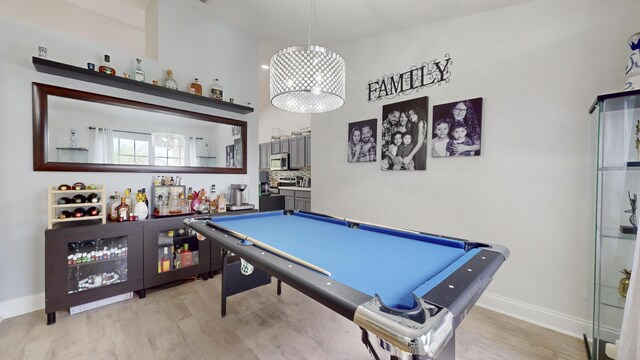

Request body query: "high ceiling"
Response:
[182, 0, 533, 46]
[78, 0, 534, 47]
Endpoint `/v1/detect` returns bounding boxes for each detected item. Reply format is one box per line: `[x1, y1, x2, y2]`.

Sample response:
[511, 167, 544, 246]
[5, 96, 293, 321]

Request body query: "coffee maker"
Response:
[227, 184, 255, 211]
[259, 170, 270, 196]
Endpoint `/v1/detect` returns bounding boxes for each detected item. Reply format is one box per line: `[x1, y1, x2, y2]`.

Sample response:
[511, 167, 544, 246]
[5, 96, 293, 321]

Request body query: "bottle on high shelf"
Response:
[115, 196, 130, 222]
[133, 58, 145, 82]
[210, 78, 223, 100]
[190, 78, 202, 95]
[162, 69, 178, 90]
[99, 54, 116, 75]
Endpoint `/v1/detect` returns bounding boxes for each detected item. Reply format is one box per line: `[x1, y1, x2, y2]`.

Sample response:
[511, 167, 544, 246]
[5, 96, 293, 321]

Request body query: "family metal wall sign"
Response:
[367, 54, 452, 102]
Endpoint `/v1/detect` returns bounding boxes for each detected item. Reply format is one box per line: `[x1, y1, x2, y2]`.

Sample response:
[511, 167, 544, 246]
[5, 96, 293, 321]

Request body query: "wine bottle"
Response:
[86, 207, 100, 217]
[73, 208, 86, 217]
[57, 197, 73, 205]
[58, 210, 74, 219]
[72, 182, 86, 190]
[87, 193, 100, 203]
[57, 184, 71, 191]
[73, 194, 87, 204]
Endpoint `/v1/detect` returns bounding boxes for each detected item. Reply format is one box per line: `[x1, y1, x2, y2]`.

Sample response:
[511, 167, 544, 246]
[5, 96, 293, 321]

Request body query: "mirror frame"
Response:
[32, 82, 247, 174]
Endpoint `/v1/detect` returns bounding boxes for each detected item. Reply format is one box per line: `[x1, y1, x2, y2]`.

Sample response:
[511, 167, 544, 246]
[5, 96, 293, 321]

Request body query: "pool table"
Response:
[185, 210, 508, 360]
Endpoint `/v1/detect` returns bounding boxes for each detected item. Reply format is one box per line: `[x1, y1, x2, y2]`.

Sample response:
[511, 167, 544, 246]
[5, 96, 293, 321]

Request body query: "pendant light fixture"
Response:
[269, 0, 345, 113]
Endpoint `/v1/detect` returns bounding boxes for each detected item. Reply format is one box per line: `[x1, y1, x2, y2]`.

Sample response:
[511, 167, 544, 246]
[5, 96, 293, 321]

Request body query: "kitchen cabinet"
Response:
[587, 88, 640, 359]
[289, 136, 307, 169]
[270, 139, 289, 155]
[259, 143, 271, 170]
[281, 189, 311, 211]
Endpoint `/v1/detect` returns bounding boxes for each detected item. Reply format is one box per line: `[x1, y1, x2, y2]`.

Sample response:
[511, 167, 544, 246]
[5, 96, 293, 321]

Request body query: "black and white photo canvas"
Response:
[234, 138, 242, 168]
[226, 144, 235, 167]
[432, 98, 483, 158]
[347, 119, 377, 163]
[380, 96, 428, 170]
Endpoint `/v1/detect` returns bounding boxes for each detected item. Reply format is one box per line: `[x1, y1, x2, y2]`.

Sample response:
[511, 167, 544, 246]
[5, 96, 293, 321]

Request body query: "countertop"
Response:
[278, 186, 312, 191]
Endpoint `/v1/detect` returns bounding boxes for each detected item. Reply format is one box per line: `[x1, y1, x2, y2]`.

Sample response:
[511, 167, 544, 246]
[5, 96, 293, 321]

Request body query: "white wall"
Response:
[0, 0, 258, 318]
[312, 0, 639, 337]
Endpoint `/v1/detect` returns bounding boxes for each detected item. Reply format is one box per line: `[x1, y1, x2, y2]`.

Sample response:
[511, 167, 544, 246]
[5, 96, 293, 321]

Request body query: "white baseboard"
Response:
[477, 291, 591, 339]
[0, 292, 44, 320]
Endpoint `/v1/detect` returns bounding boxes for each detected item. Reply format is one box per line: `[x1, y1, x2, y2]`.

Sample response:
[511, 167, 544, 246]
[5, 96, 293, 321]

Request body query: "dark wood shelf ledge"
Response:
[32, 57, 254, 115]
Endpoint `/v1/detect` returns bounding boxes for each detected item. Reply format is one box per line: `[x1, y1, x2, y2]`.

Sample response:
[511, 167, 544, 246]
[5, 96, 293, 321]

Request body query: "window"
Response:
[113, 132, 150, 165]
[154, 146, 183, 166]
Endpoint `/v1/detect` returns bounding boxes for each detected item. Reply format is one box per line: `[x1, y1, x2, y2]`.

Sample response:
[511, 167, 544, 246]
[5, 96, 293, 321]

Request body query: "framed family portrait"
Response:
[432, 97, 483, 158]
[347, 119, 377, 163]
[380, 97, 429, 171]
[225, 144, 235, 167]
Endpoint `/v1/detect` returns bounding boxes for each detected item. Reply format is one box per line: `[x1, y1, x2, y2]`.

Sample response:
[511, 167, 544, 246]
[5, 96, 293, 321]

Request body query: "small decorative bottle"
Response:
[163, 69, 178, 90]
[210, 78, 223, 100]
[99, 54, 116, 75]
[190, 78, 202, 95]
[133, 58, 145, 82]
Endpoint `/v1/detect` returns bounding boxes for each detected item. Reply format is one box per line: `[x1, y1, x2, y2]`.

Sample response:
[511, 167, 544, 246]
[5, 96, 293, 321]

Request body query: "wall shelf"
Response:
[32, 57, 254, 115]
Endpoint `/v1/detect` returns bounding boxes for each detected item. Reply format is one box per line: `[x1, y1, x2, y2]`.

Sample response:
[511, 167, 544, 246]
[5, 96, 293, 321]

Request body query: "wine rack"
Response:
[47, 184, 107, 229]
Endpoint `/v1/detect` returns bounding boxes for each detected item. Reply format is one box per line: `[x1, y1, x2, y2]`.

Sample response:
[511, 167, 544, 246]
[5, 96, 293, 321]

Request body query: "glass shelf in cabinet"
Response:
[68, 256, 127, 267]
[600, 227, 637, 241]
[597, 284, 627, 310]
[598, 165, 640, 172]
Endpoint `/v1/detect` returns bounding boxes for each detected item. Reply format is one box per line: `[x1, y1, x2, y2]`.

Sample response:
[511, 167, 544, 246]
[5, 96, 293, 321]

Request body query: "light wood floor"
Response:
[0, 277, 586, 359]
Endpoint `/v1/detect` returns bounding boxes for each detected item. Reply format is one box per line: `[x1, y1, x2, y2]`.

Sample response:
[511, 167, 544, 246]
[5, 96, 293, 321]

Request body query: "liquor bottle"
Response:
[73, 194, 87, 204]
[87, 193, 100, 203]
[160, 247, 171, 273]
[107, 195, 116, 221]
[115, 196, 130, 222]
[210, 78, 223, 100]
[124, 188, 132, 207]
[174, 246, 181, 269]
[217, 194, 226, 213]
[133, 58, 145, 82]
[98, 54, 116, 75]
[190, 78, 202, 95]
[162, 69, 178, 90]
[181, 243, 193, 267]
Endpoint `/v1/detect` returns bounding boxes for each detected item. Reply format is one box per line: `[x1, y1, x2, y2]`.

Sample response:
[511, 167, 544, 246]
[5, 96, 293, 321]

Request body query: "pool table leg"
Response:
[221, 249, 229, 318]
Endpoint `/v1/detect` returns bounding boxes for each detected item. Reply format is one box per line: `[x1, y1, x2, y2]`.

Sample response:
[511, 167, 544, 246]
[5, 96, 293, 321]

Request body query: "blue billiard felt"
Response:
[212, 212, 469, 308]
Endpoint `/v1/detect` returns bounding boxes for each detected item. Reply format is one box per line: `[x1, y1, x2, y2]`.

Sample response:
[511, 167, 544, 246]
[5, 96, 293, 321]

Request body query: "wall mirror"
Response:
[33, 83, 247, 173]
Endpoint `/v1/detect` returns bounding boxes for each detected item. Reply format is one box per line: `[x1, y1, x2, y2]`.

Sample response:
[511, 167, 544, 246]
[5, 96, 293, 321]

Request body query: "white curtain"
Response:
[184, 136, 197, 166]
[89, 128, 114, 163]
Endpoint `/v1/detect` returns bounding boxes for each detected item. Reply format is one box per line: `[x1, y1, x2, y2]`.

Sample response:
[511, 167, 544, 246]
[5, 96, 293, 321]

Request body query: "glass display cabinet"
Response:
[588, 88, 640, 359]
[45, 222, 143, 325]
[142, 215, 211, 290]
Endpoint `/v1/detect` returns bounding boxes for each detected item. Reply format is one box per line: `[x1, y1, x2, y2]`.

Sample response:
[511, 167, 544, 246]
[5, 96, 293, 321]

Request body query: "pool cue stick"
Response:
[206, 221, 332, 276]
